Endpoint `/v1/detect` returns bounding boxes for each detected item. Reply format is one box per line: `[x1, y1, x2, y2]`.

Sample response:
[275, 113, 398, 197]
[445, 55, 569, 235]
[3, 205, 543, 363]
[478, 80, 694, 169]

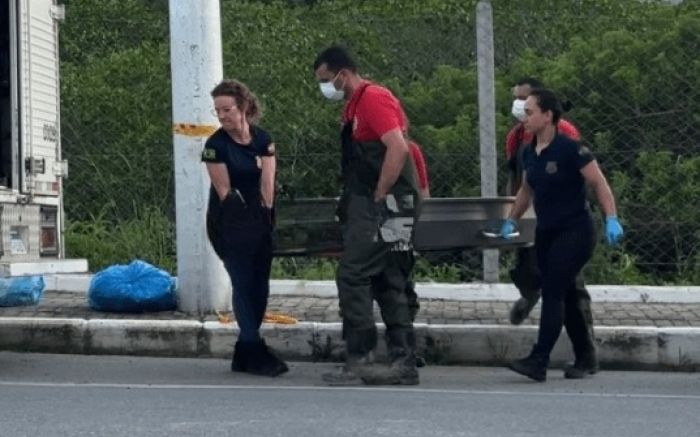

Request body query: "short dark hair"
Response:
[515, 77, 543, 89]
[313, 45, 357, 73]
[529, 88, 565, 124]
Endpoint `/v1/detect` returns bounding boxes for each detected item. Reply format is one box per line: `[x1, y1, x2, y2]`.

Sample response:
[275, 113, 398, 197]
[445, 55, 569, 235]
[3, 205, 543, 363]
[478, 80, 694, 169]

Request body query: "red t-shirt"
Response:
[409, 141, 429, 191]
[505, 118, 580, 160]
[343, 81, 429, 190]
[343, 81, 407, 142]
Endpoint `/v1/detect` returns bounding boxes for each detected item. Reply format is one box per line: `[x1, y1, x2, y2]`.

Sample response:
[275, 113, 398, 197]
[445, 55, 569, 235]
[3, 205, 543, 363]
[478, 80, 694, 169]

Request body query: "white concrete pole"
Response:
[476, 0, 500, 283]
[169, 0, 230, 313]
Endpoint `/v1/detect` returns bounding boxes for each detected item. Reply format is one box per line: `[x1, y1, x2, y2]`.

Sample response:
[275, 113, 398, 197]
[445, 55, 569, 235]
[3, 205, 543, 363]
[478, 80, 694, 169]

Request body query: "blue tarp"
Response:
[0, 275, 45, 306]
[88, 260, 177, 312]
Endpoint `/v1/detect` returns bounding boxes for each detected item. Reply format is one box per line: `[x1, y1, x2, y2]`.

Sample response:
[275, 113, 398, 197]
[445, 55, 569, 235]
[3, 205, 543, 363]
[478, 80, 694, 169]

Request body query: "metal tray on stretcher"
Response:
[273, 198, 344, 256]
[272, 196, 535, 256]
[411, 197, 535, 251]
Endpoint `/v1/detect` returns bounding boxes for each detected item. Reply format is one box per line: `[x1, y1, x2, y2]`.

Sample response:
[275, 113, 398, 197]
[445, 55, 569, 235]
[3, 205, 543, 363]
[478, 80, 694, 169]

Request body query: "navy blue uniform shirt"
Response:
[201, 126, 274, 207]
[202, 126, 275, 257]
[523, 133, 594, 230]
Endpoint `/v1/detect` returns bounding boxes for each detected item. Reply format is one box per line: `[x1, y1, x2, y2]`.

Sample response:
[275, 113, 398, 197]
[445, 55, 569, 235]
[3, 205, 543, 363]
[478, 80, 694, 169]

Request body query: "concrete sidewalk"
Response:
[1, 279, 699, 371]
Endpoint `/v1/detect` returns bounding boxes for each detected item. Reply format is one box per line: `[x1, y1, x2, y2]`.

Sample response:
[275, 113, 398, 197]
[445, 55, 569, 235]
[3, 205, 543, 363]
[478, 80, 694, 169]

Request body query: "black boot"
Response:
[508, 351, 548, 382]
[234, 339, 288, 377]
[385, 329, 425, 369]
[258, 340, 289, 376]
[231, 340, 247, 372]
[381, 328, 419, 386]
[321, 353, 415, 386]
[564, 350, 599, 379]
[383, 353, 419, 385]
[322, 353, 374, 386]
[564, 282, 598, 379]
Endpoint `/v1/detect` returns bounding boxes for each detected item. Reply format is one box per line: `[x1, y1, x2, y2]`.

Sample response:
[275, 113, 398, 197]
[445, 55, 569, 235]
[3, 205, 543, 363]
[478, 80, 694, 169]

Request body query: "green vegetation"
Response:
[60, 0, 700, 283]
[65, 205, 175, 273]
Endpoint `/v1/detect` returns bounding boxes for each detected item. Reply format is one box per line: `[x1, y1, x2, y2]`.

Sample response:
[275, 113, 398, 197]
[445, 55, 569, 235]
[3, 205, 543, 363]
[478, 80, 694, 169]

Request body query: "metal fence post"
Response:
[169, 0, 230, 313]
[476, 0, 499, 283]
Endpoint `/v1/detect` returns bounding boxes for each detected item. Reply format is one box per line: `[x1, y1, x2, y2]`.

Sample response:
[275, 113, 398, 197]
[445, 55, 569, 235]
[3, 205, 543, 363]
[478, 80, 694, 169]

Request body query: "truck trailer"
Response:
[0, 0, 85, 275]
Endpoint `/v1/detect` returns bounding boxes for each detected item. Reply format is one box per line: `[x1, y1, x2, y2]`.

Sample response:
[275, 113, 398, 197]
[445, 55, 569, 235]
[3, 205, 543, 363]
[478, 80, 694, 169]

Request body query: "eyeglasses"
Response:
[212, 107, 235, 117]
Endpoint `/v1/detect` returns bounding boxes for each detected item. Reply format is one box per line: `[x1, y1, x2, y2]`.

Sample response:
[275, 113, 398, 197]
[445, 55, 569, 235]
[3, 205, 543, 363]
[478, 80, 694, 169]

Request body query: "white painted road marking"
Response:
[1, 381, 699, 400]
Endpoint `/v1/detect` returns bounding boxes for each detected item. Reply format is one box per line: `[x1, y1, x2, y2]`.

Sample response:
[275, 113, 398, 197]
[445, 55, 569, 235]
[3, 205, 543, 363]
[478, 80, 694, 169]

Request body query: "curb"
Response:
[1, 317, 698, 371]
[44, 275, 700, 303]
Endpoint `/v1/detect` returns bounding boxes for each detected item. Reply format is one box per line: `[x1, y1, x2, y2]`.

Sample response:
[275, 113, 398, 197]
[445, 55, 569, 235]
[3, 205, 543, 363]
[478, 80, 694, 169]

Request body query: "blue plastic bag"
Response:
[88, 260, 177, 312]
[0, 275, 45, 306]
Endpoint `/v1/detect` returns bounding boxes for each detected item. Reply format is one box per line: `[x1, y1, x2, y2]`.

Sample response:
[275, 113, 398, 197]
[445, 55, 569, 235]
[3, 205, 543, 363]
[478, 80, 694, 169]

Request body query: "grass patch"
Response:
[65, 206, 175, 274]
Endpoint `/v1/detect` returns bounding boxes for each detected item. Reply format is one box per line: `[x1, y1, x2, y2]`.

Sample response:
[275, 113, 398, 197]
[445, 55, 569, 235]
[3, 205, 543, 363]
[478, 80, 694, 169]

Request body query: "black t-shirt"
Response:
[201, 126, 274, 207]
[523, 133, 594, 230]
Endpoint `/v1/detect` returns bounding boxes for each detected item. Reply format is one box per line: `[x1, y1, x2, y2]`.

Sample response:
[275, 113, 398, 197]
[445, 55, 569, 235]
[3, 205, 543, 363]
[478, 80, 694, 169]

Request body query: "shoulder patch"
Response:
[578, 145, 594, 161]
[202, 148, 216, 160]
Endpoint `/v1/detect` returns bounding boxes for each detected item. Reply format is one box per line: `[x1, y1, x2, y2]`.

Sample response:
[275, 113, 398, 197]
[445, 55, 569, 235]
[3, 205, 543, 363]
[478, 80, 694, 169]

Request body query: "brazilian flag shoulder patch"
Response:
[202, 148, 217, 160]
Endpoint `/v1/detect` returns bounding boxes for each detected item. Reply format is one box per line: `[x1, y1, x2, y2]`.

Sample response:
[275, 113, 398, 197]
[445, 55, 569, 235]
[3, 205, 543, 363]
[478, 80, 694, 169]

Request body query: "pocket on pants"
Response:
[376, 194, 415, 246]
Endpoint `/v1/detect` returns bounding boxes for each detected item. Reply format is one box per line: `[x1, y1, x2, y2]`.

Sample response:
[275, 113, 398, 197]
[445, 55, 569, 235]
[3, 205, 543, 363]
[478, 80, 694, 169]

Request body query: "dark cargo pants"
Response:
[336, 194, 415, 356]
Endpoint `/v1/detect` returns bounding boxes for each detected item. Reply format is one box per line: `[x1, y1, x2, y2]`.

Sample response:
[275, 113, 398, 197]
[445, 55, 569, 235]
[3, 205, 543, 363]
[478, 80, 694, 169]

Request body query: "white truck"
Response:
[0, 0, 84, 275]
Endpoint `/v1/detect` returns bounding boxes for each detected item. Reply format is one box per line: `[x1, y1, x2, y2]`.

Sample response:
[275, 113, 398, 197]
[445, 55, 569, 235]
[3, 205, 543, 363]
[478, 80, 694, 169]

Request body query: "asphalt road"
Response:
[0, 352, 698, 437]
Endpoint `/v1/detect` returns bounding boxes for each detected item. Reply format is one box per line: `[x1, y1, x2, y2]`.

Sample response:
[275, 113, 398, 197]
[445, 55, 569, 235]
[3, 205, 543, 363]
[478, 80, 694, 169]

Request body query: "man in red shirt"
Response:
[404, 140, 429, 367]
[314, 46, 421, 385]
[505, 78, 597, 377]
[410, 141, 430, 199]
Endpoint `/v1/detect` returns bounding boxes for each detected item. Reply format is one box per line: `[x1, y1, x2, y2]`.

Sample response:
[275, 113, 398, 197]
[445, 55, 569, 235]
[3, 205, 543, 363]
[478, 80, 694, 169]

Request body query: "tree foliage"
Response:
[59, 0, 700, 283]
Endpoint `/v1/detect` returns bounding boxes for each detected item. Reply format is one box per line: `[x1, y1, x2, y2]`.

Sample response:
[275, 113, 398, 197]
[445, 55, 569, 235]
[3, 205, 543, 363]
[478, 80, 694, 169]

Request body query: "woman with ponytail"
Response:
[500, 88, 623, 382]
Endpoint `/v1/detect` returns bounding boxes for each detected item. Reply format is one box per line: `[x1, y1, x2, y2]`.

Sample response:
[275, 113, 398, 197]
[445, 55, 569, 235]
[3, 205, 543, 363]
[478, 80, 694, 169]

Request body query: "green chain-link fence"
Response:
[60, 0, 700, 284]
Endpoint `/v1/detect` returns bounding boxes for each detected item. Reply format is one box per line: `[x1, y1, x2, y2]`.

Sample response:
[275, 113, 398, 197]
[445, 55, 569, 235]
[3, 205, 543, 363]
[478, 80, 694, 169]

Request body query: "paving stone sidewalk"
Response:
[2, 290, 699, 327]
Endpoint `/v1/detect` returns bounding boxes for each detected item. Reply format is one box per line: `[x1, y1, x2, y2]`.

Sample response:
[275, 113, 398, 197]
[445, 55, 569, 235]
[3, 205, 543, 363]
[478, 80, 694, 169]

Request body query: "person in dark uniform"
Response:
[504, 78, 597, 377]
[313, 46, 420, 385]
[500, 88, 623, 382]
[202, 79, 288, 377]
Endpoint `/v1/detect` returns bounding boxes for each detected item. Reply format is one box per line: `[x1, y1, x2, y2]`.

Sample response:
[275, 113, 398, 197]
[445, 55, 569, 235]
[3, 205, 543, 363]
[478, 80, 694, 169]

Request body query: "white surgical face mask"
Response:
[319, 73, 345, 101]
[511, 99, 527, 121]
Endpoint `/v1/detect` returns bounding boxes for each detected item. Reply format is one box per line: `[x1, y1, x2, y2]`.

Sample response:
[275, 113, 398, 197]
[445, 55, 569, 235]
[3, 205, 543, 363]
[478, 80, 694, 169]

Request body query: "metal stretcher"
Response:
[272, 197, 535, 256]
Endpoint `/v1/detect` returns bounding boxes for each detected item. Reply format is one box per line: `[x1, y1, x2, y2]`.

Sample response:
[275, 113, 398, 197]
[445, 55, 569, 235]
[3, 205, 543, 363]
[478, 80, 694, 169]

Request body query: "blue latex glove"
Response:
[605, 216, 624, 246]
[499, 218, 517, 239]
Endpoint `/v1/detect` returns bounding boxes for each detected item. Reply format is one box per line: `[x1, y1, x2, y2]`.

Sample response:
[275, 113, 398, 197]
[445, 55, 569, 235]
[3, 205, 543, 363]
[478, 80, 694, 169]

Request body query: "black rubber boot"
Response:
[508, 351, 548, 382]
[234, 340, 288, 377]
[382, 328, 419, 385]
[564, 350, 599, 379]
[385, 329, 425, 369]
[564, 281, 598, 379]
[322, 352, 417, 386]
[231, 340, 247, 372]
[255, 339, 289, 377]
[382, 354, 419, 385]
[322, 353, 375, 386]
